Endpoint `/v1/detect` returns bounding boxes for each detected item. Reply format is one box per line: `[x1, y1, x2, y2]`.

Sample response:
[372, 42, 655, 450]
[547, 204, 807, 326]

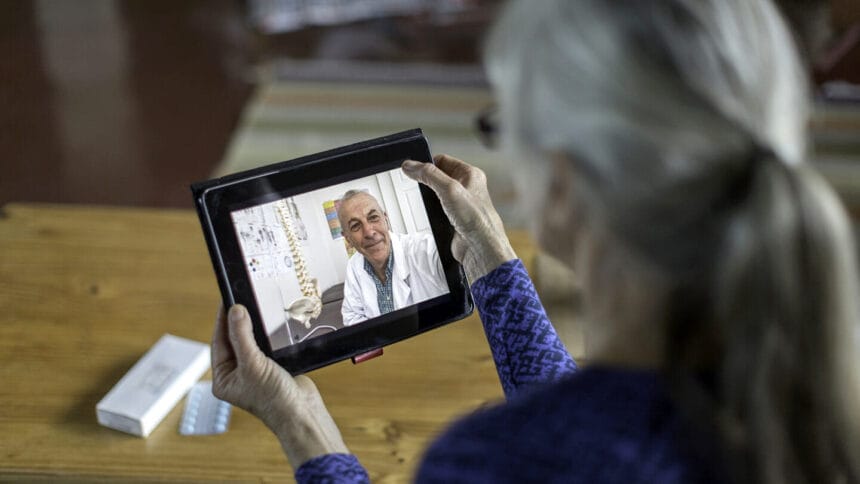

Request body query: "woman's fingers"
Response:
[402, 159, 478, 228]
[402, 159, 457, 195]
[211, 305, 235, 371]
[402, 155, 516, 281]
[208, 305, 349, 468]
[433, 154, 473, 181]
[226, 305, 262, 367]
[450, 233, 469, 263]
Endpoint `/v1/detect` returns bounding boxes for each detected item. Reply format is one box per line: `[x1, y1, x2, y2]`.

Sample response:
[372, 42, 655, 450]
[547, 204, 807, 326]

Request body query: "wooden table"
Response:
[0, 203, 538, 483]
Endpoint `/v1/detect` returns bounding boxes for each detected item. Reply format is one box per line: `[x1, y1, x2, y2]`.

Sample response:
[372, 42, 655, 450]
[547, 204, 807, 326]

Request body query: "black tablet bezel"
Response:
[192, 129, 473, 374]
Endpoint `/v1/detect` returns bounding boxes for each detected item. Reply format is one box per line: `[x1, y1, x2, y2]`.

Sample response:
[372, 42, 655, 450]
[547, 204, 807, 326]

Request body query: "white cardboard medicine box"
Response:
[96, 334, 210, 437]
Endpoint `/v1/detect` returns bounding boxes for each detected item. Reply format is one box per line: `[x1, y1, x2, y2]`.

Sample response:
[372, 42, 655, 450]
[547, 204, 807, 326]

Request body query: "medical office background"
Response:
[233, 168, 432, 338]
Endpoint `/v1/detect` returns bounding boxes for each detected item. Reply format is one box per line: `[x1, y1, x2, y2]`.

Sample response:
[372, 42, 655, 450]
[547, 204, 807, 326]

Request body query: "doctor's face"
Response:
[340, 193, 391, 267]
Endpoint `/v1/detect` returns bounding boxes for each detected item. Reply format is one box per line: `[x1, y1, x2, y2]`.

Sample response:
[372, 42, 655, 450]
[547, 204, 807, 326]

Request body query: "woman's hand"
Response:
[211, 304, 349, 467]
[402, 154, 516, 282]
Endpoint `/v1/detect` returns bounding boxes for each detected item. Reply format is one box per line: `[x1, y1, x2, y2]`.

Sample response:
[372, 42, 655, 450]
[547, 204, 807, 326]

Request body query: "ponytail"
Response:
[674, 149, 860, 483]
[484, 0, 860, 480]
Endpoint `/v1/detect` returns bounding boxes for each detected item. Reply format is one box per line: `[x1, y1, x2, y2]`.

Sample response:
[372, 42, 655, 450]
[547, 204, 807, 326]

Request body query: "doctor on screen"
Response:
[338, 190, 449, 326]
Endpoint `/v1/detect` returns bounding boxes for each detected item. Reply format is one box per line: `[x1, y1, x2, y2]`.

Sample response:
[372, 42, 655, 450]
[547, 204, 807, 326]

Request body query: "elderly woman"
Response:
[211, 0, 860, 482]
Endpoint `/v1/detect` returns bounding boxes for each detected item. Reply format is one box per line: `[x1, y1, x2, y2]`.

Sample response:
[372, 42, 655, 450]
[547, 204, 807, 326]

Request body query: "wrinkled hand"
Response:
[402, 154, 516, 282]
[211, 304, 349, 467]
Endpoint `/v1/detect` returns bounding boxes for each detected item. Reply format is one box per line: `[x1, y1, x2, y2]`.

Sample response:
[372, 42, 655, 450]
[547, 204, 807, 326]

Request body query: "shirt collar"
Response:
[363, 248, 394, 283]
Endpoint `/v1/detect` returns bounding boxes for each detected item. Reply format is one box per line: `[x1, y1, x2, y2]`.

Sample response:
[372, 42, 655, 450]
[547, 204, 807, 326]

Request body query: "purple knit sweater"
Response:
[295, 260, 719, 483]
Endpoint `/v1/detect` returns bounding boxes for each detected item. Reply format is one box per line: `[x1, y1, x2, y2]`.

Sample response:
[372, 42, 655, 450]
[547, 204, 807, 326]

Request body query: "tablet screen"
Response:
[230, 166, 450, 353]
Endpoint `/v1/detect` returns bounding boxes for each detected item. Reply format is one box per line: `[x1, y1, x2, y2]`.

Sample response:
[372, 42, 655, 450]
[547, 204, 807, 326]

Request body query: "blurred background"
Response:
[1, 0, 859, 352]
[0, 0, 502, 209]
[2, 0, 859, 209]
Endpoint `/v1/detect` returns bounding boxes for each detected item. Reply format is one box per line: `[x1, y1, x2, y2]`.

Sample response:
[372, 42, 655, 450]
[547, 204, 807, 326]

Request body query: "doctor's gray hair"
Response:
[337, 190, 389, 231]
[340, 189, 373, 206]
[486, 0, 860, 482]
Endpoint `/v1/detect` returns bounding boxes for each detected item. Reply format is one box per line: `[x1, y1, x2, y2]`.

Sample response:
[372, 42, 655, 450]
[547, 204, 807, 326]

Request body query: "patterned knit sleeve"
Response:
[471, 259, 577, 398]
[295, 453, 370, 484]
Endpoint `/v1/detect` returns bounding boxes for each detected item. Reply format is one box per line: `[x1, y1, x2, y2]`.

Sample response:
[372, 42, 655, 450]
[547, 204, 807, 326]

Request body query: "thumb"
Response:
[227, 305, 263, 366]
[401, 159, 473, 226]
[402, 160, 459, 198]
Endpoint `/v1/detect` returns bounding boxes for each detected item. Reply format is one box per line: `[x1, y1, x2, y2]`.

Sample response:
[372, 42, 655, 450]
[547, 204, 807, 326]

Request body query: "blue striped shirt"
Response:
[363, 251, 395, 315]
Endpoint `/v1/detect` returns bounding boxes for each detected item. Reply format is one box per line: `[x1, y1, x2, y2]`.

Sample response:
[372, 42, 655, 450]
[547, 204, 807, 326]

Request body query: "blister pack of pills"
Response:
[179, 381, 231, 436]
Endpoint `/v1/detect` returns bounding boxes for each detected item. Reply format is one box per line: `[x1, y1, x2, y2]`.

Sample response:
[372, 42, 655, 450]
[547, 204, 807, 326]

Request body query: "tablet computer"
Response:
[192, 129, 473, 374]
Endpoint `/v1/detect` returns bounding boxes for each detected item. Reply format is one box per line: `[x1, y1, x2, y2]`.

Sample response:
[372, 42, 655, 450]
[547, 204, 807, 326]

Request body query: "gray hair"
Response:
[340, 189, 371, 205]
[486, 0, 860, 482]
[337, 189, 384, 232]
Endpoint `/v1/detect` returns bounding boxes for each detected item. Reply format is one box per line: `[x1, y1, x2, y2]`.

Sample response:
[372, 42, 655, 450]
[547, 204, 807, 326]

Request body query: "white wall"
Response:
[232, 167, 434, 336]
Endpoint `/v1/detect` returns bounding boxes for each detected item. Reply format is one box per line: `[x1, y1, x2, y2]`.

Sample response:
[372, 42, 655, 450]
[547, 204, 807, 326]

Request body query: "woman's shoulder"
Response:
[415, 367, 716, 483]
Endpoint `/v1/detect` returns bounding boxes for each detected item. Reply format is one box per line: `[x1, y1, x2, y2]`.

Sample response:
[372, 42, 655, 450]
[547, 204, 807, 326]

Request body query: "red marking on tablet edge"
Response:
[351, 348, 383, 364]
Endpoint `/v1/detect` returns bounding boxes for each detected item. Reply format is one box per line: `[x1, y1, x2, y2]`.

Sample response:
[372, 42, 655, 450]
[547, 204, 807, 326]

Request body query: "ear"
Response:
[535, 154, 585, 269]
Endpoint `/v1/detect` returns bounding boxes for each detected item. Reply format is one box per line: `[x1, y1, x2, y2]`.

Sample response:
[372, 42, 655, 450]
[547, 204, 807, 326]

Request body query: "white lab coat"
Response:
[341, 231, 449, 326]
